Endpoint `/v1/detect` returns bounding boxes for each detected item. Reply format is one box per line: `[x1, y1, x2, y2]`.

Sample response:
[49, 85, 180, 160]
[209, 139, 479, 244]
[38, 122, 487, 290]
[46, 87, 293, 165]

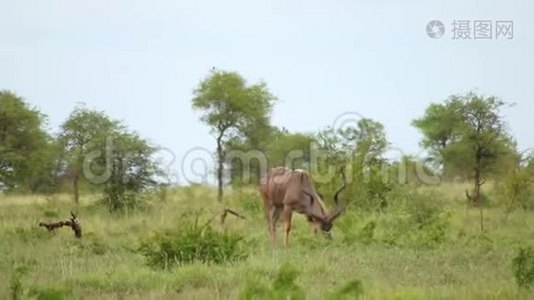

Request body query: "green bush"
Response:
[271, 264, 306, 300]
[173, 266, 213, 293]
[9, 260, 36, 300]
[234, 188, 262, 213]
[327, 279, 364, 300]
[240, 265, 363, 300]
[11, 226, 53, 242]
[381, 187, 449, 248]
[67, 233, 109, 255]
[102, 190, 150, 214]
[465, 232, 494, 254]
[85, 235, 109, 256]
[139, 223, 247, 269]
[29, 286, 72, 300]
[339, 217, 376, 246]
[389, 187, 444, 227]
[357, 220, 377, 244]
[10, 266, 26, 300]
[239, 263, 305, 300]
[496, 169, 534, 213]
[512, 246, 534, 288]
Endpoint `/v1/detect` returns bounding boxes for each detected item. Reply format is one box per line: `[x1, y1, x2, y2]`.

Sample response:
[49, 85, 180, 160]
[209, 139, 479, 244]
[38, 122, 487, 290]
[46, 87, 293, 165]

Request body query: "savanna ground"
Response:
[1, 183, 533, 299]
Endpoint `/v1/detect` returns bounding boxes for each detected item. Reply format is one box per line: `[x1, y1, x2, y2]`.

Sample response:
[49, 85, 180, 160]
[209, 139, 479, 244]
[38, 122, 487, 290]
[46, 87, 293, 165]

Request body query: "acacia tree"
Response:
[192, 69, 276, 201]
[315, 118, 388, 170]
[267, 129, 314, 169]
[412, 102, 462, 175]
[527, 156, 534, 176]
[0, 91, 58, 192]
[414, 92, 514, 229]
[227, 126, 316, 186]
[102, 130, 159, 213]
[58, 105, 121, 204]
[315, 118, 389, 210]
[59, 105, 159, 211]
[456, 95, 515, 204]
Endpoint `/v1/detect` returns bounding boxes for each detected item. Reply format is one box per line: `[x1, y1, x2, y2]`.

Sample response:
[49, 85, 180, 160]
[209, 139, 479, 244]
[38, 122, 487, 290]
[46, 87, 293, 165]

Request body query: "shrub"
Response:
[512, 246, 534, 288]
[271, 264, 305, 299]
[139, 223, 247, 269]
[102, 190, 150, 214]
[344, 165, 395, 212]
[357, 220, 376, 244]
[240, 265, 363, 300]
[100, 131, 160, 214]
[173, 266, 213, 293]
[496, 169, 534, 213]
[29, 286, 72, 300]
[9, 260, 35, 300]
[63, 232, 109, 255]
[239, 263, 305, 300]
[234, 188, 262, 213]
[390, 187, 444, 227]
[12, 226, 52, 242]
[381, 187, 449, 248]
[340, 217, 376, 246]
[464, 232, 494, 256]
[327, 279, 364, 300]
[86, 236, 109, 255]
[10, 266, 25, 300]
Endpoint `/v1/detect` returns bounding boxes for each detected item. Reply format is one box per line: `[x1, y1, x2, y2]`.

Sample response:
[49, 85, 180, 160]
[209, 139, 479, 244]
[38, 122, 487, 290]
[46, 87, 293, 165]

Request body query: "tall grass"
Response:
[0, 184, 533, 299]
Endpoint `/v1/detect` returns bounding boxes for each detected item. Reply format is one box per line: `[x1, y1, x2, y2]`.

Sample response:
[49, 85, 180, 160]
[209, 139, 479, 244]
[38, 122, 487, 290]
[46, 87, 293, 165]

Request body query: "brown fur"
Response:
[259, 167, 345, 247]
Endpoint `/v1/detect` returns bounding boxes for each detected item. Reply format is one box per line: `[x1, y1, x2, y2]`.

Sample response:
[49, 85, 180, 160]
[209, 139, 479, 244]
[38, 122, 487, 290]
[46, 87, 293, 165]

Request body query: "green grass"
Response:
[1, 185, 533, 299]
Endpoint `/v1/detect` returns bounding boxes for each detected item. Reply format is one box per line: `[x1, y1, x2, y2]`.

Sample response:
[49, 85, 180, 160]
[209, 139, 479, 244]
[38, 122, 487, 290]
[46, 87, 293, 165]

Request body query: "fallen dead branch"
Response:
[39, 212, 82, 238]
[201, 208, 246, 227]
[220, 208, 246, 224]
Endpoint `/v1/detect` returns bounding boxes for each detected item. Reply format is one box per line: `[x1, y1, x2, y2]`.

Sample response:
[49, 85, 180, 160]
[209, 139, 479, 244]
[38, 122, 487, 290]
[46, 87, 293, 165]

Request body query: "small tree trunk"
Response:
[472, 150, 483, 206]
[216, 132, 224, 202]
[479, 198, 484, 231]
[474, 153, 484, 231]
[477, 167, 484, 231]
[73, 172, 80, 205]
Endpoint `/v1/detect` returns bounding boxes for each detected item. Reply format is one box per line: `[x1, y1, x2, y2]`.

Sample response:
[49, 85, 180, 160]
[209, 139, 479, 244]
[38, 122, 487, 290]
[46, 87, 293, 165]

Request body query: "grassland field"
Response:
[0, 183, 533, 299]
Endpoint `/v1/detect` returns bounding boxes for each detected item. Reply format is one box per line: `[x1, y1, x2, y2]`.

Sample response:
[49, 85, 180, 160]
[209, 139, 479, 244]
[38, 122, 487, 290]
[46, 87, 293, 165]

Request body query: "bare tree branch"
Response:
[39, 211, 82, 238]
[465, 189, 473, 202]
[220, 208, 246, 224]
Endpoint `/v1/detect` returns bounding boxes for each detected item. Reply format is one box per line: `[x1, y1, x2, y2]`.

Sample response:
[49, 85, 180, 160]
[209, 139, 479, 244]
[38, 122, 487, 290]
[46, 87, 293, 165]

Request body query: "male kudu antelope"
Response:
[259, 167, 346, 247]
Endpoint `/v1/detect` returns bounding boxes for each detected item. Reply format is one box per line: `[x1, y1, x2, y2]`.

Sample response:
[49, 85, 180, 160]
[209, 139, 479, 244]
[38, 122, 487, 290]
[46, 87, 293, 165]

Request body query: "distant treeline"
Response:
[1, 70, 533, 211]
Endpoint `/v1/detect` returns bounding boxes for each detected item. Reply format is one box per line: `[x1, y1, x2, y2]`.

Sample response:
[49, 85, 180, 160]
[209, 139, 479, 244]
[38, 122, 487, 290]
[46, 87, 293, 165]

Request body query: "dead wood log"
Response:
[220, 208, 246, 224]
[39, 211, 82, 238]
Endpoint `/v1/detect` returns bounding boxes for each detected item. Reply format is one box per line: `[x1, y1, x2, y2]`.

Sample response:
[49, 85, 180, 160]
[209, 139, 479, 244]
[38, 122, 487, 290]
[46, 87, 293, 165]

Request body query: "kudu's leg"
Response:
[263, 203, 276, 244]
[283, 205, 293, 248]
[261, 187, 278, 244]
[264, 204, 282, 244]
[271, 207, 283, 243]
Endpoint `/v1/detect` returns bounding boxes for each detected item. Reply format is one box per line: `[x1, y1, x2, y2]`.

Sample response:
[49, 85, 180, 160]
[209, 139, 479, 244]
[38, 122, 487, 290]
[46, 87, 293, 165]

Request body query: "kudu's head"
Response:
[305, 171, 347, 238]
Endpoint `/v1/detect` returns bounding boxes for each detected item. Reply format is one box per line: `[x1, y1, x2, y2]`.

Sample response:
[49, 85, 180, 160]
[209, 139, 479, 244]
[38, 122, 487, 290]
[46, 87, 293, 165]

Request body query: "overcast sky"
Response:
[1, 0, 533, 184]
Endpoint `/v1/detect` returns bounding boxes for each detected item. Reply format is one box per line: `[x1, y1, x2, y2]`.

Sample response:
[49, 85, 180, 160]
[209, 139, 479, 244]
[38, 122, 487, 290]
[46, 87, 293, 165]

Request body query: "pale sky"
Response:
[1, 0, 533, 184]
